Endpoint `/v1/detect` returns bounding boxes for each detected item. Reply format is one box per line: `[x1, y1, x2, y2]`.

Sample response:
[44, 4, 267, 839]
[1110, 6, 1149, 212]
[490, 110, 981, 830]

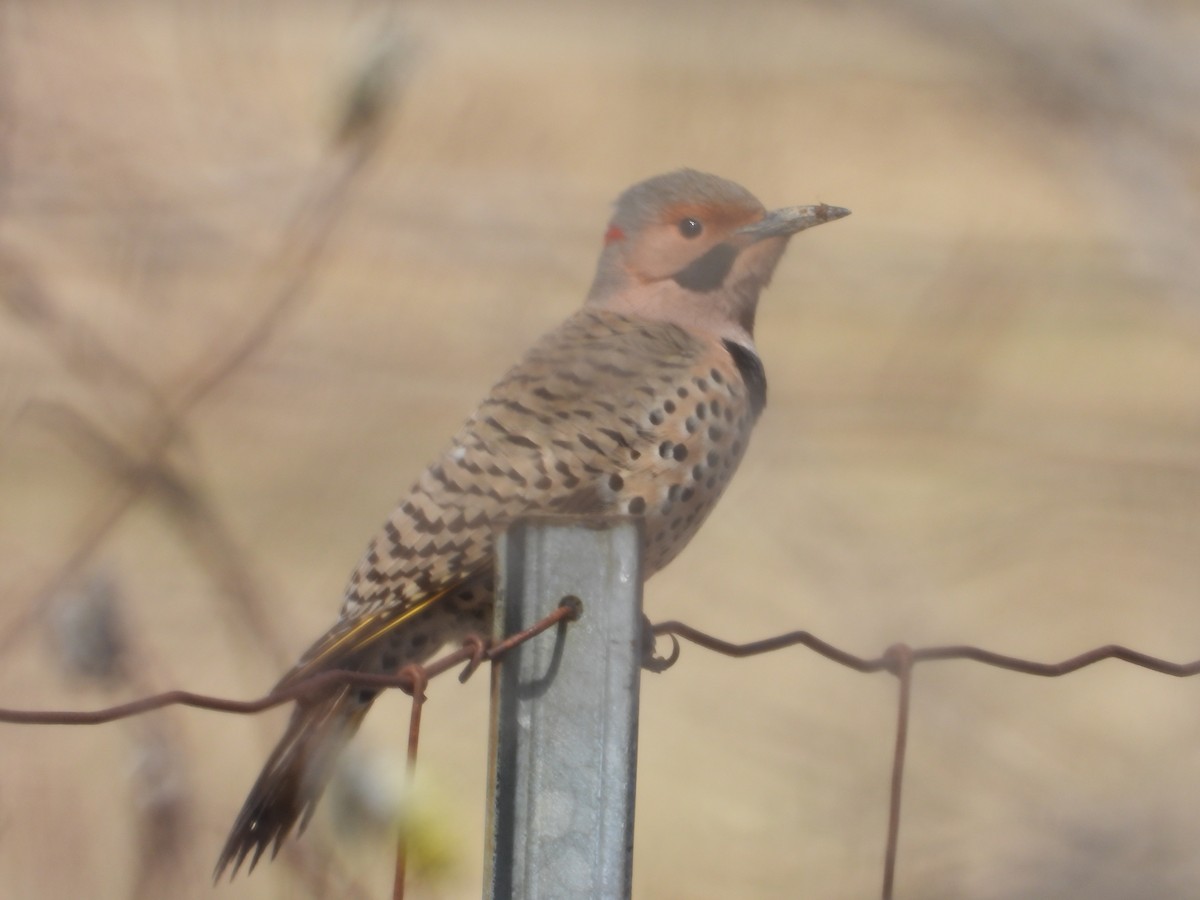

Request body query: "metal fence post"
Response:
[485, 517, 644, 900]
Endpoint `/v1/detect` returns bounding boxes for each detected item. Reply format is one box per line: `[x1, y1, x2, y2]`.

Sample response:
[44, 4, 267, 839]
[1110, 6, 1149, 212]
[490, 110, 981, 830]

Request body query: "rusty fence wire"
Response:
[1, 605, 1198, 899]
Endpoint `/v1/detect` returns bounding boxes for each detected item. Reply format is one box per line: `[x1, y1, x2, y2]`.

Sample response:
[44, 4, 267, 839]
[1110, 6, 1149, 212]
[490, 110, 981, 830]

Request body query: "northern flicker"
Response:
[215, 169, 848, 877]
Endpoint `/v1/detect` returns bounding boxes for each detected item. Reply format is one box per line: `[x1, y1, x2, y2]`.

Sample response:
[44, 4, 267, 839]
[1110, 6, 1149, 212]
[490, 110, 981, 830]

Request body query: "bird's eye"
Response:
[677, 217, 703, 238]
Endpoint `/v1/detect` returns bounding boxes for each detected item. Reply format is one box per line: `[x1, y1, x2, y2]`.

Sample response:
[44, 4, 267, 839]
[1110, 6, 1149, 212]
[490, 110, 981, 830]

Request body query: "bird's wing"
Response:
[279, 311, 708, 686]
[274, 564, 489, 690]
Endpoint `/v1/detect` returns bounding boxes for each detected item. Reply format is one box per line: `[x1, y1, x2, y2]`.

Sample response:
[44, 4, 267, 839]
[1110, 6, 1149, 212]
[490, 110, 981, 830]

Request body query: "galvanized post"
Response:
[485, 517, 644, 900]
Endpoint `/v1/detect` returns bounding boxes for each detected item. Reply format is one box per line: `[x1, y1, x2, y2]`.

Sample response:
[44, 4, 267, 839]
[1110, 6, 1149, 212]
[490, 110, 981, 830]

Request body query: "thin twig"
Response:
[0, 112, 387, 665]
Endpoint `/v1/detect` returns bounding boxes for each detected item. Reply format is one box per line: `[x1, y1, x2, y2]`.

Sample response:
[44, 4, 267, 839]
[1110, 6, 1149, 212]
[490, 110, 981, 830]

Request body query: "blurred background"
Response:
[0, 0, 1198, 897]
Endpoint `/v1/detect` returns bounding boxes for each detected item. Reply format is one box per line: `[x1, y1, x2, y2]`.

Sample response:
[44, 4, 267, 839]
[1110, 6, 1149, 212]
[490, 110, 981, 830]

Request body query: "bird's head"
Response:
[586, 169, 848, 344]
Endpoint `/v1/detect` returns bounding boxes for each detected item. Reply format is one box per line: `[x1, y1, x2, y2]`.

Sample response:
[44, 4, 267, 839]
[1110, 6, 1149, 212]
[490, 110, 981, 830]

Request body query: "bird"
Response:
[215, 169, 849, 878]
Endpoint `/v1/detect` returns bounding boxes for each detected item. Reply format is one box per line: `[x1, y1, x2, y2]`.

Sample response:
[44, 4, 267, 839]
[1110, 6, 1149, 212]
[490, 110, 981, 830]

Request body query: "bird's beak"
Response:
[735, 204, 851, 242]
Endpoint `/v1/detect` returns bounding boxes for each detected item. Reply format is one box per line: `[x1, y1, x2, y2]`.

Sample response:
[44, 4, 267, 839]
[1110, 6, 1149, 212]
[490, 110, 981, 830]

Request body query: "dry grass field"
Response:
[1, 1, 1198, 897]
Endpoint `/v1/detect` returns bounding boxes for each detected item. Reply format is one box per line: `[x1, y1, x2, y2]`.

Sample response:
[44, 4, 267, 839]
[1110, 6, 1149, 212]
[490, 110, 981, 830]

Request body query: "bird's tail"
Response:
[214, 684, 370, 879]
